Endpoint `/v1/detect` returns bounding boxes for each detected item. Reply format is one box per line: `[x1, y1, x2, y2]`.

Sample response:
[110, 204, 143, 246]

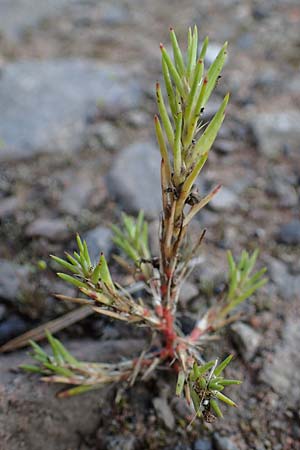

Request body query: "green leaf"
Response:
[50, 255, 79, 274]
[214, 355, 233, 376]
[170, 28, 185, 76]
[215, 391, 237, 407]
[210, 398, 223, 418]
[176, 370, 185, 396]
[156, 82, 174, 148]
[57, 273, 87, 289]
[162, 58, 176, 117]
[202, 42, 227, 107]
[161, 45, 184, 97]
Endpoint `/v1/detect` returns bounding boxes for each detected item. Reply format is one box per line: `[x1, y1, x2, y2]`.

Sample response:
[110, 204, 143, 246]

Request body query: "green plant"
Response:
[23, 26, 267, 422]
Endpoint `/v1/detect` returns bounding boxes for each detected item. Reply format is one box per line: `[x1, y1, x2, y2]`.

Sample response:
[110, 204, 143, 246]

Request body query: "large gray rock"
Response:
[107, 141, 161, 218]
[261, 320, 300, 408]
[0, 60, 143, 161]
[0, 338, 145, 450]
[0, 0, 77, 39]
[250, 110, 300, 157]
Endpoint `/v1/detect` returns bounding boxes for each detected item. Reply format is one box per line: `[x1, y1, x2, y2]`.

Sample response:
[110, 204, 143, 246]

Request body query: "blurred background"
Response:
[0, 1, 299, 449]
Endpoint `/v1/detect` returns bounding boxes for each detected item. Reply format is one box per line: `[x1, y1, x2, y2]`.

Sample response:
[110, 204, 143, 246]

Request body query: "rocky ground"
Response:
[0, 0, 300, 449]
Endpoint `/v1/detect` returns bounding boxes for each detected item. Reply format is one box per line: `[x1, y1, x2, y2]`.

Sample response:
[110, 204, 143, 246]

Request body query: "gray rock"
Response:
[88, 121, 120, 151]
[98, 435, 136, 450]
[58, 172, 95, 216]
[250, 111, 300, 157]
[277, 220, 300, 245]
[26, 218, 70, 241]
[0, 196, 20, 218]
[230, 322, 261, 361]
[180, 281, 198, 306]
[193, 439, 213, 450]
[153, 396, 175, 430]
[0, 304, 6, 321]
[107, 141, 161, 218]
[0, 260, 30, 303]
[261, 320, 300, 408]
[213, 434, 239, 450]
[0, 60, 142, 161]
[0, 338, 145, 450]
[84, 226, 113, 265]
[0, 315, 29, 345]
[209, 187, 238, 211]
[0, 0, 77, 39]
[268, 257, 300, 301]
[267, 180, 298, 208]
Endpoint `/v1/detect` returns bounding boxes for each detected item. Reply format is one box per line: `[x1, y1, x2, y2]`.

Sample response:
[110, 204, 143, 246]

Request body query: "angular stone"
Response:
[0, 60, 142, 161]
[250, 111, 300, 157]
[84, 226, 113, 265]
[277, 220, 300, 245]
[0, 260, 30, 303]
[107, 141, 161, 218]
[0, 338, 145, 450]
[261, 320, 300, 408]
[209, 187, 238, 211]
[26, 218, 70, 241]
[230, 322, 261, 361]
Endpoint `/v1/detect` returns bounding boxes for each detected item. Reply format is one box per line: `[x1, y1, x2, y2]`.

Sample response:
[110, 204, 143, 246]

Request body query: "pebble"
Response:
[193, 439, 213, 450]
[0, 314, 29, 344]
[261, 320, 300, 408]
[153, 397, 175, 430]
[230, 322, 261, 361]
[0, 60, 143, 161]
[213, 435, 239, 450]
[0, 260, 30, 303]
[88, 121, 120, 151]
[84, 226, 113, 265]
[58, 172, 95, 216]
[26, 218, 70, 241]
[250, 111, 300, 158]
[107, 141, 161, 218]
[277, 220, 300, 245]
[209, 187, 238, 211]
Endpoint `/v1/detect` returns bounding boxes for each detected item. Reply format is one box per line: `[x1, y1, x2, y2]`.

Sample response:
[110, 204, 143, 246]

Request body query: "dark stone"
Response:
[193, 438, 213, 450]
[0, 315, 29, 345]
[277, 220, 300, 245]
[230, 322, 261, 361]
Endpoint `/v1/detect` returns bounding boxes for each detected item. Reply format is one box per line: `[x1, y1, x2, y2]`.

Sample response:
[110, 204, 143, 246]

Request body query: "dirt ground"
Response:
[0, 0, 300, 449]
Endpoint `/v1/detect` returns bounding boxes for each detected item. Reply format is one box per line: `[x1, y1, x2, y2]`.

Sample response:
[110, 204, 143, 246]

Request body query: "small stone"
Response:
[98, 435, 136, 450]
[0, 304, 7, 321]
[193, 439, 213, 450]
[215, 140, 238, 155]
[153, 397, 175, 430]
[0, 196, 19, 218]
[267, 257, 300, 301]
[0, 260, 30, 303]
[26, 218, 70, 241]
[277, 220, 300, 245]
[107, 141, 161, 218]
[84, 226, 113, 265]
[88, 121, 120, 151]
[126, 110, 149, 128]
[209, 187, 238, 211]
[250, 111, 300, 157]
[180, 281, 198, 306]
[261, 320, 300, 408]
[230, 322, 261, 361]
[58, 172, 95, 215]
[213, 434, 239, 450]
[0, 314, 29, 345]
